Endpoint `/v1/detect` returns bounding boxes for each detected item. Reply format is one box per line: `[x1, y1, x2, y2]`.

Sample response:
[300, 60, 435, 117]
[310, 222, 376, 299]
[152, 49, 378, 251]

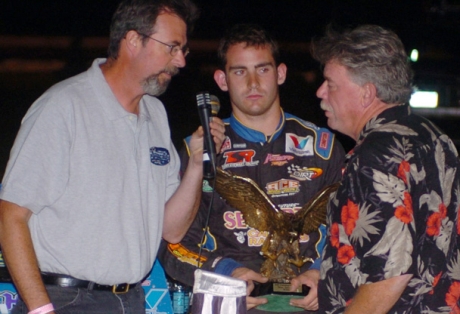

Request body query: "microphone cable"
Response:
[197, 174, 217, 269]
[196, 94, 220, 269]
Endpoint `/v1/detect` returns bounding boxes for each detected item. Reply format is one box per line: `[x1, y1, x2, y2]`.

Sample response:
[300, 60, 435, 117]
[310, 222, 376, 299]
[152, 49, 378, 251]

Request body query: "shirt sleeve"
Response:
[0, 93, 71, 213]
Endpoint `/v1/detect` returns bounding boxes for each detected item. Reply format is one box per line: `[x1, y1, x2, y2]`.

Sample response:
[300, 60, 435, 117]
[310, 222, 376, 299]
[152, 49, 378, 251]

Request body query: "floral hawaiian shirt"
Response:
[318, 105, 460, 313]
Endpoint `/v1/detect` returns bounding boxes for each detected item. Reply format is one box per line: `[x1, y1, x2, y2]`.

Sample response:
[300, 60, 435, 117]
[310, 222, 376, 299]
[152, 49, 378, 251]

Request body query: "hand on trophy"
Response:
[231, 267, 268, 310]
[289, 269, 320, 311]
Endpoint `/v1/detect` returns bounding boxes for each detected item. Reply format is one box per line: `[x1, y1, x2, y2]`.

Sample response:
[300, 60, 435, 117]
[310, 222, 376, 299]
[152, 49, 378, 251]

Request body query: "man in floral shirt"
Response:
[311, 24, 460, 313]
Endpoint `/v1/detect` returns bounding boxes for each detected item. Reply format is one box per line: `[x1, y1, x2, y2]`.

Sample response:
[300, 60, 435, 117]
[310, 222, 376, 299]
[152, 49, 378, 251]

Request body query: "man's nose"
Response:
[248, 73, 259, 89]
[316, 81, 327, 98]
[172, 50, 186, 68]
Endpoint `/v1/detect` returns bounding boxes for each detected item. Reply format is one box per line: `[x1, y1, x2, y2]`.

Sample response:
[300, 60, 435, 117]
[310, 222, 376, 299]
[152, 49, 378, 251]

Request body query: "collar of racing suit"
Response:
[225, 109, 285, 144]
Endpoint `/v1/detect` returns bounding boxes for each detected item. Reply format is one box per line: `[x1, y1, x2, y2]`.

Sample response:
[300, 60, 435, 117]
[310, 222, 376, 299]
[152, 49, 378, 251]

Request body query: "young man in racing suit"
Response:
[159, 24, 345, 312]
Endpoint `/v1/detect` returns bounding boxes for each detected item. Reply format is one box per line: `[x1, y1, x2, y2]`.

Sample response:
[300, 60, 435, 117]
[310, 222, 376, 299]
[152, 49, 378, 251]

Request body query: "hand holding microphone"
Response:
[196, 92, 221, 179]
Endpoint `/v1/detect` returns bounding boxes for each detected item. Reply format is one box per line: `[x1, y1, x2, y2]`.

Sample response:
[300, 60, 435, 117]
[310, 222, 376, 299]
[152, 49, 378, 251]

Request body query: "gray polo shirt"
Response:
[0, 59, 180, 284]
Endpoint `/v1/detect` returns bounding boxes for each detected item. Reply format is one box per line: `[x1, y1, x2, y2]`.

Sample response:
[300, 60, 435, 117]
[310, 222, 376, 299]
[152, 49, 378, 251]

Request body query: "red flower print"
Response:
[337, 245, 355, 265]
[330, 223, 340, 248]
[429, 272, 442, 295]
[439, 203, 447, 219]
[395, 206, 412, 224]
[341, 199, 359, 235]
[427, 212, 442, 236]
[457, 206, 460, 235]
[395, 192, 413, 224]
[445, 281, 460, 314]
[397, 160, 410, 184]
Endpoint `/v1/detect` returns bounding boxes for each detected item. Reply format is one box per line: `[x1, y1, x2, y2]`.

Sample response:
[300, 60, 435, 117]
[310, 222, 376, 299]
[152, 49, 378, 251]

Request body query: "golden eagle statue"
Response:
[214, 167, 340, 283]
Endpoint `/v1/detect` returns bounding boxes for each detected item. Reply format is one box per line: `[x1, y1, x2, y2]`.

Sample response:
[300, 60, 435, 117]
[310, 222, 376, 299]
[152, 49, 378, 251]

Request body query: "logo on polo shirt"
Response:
[150, 147, 170, 166]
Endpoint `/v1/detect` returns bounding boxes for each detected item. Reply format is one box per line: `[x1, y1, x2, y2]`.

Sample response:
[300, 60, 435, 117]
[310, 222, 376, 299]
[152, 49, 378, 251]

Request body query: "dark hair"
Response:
[107, 0, 199, 59]
[311, 24, 413, 105]
[217, 24, 280, 69]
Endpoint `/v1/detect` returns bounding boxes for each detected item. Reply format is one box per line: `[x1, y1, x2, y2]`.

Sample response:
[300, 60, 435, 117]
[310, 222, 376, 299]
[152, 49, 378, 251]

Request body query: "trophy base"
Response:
[250, 281, 310, 297]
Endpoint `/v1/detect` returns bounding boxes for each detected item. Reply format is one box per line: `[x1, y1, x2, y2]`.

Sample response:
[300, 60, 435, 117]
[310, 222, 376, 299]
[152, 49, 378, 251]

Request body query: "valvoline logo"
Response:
[291, 135, 309, 149]
[285, 133, 314, 156]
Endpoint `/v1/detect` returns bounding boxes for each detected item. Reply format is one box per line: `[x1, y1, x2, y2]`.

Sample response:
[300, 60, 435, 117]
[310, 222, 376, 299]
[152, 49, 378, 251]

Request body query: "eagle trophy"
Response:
[214, 167, 340, 283]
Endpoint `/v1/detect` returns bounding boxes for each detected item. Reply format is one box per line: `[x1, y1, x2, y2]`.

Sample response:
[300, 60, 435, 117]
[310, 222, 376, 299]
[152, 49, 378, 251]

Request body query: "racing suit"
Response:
[159, 111, 344, 288]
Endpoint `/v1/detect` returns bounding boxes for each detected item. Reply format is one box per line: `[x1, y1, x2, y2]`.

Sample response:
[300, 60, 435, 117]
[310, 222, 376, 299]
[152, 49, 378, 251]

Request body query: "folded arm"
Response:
[345, 274, 412, 314]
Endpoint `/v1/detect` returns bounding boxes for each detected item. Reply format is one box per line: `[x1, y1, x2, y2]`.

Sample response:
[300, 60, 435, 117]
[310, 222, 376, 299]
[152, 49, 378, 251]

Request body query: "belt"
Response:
[41, 273, 139, 294]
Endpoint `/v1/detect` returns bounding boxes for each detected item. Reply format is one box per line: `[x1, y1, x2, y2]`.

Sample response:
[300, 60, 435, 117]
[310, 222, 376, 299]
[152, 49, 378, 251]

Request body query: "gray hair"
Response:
[311, 25, 413, 105]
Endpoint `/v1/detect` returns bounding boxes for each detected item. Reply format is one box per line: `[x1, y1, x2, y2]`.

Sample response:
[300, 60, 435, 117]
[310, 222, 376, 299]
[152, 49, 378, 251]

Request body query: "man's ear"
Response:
[277, 63, 287, 85]
[214, 69, 229, 92]
[362, 83, 377, 108]
[124, 30, 142, 56]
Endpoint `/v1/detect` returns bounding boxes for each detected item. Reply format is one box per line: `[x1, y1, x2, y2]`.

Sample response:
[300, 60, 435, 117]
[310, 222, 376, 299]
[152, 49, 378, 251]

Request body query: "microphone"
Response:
[210, 94, 220, 118]
[196, 92, 220, 179]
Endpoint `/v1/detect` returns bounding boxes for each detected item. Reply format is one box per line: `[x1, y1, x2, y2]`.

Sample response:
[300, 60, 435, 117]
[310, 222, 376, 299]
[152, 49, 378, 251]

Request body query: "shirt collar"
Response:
[89, 58, 150, 122]
[228, 109, 286, 143]
[356, 104, 410, 145]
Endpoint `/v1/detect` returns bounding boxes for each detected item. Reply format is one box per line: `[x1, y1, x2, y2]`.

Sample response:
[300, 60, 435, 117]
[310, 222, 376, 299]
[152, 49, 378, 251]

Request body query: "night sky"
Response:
[0, 1, 441, 39]
[3, 1, 460, 72]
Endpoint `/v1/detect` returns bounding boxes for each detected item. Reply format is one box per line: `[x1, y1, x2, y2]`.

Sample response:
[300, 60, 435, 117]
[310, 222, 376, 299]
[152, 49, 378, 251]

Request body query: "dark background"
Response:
[1, 0, 460, 179]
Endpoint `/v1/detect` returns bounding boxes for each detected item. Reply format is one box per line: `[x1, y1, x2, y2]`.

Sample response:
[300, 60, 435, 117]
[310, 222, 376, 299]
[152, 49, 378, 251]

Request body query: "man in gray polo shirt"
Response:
[0, 0, 225, 313]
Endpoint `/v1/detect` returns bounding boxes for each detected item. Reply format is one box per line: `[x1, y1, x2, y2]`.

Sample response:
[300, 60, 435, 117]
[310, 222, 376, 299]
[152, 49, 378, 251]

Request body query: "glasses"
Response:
[139, 33, 189, 57]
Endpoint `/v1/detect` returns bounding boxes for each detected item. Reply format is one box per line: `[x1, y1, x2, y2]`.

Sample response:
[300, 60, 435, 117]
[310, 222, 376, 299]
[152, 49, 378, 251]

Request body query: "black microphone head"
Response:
[196, 92, 211, 108]
[210, 95, 220, 116]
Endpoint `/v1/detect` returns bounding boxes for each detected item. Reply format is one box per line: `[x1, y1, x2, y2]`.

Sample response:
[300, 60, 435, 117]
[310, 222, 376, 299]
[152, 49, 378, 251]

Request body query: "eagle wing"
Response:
[214, 167, 282, 232]
[297, 182, 340, 235]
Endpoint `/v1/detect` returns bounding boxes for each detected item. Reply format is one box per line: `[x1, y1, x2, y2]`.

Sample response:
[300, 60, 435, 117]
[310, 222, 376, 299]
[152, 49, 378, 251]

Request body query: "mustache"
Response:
[320, 101, 331, 111]
[162, 66, 179, 77]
